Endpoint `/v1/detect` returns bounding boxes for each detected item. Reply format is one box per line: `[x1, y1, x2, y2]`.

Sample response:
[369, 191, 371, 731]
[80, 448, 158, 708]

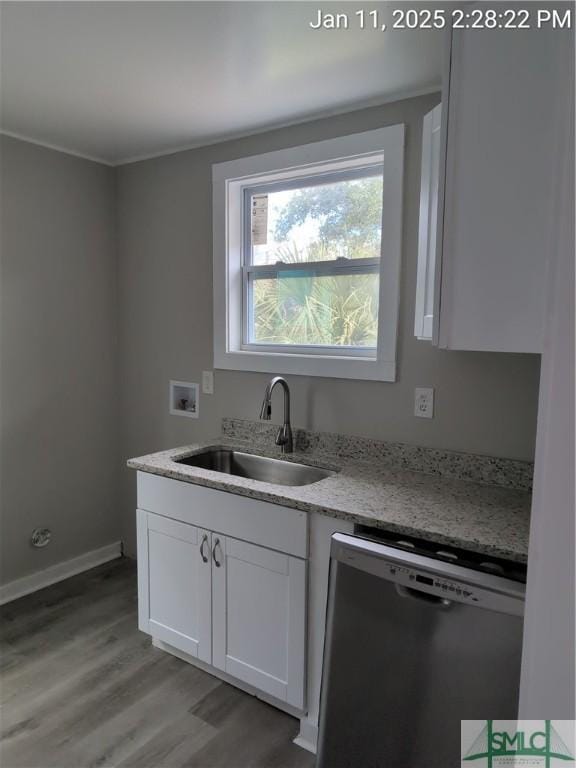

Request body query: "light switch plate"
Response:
[202, 370, 214, 395]
[414, 387, 434, 419]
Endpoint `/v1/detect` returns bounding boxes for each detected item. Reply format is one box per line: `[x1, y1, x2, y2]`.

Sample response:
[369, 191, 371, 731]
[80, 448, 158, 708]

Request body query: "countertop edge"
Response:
[127, 453, 529, 564]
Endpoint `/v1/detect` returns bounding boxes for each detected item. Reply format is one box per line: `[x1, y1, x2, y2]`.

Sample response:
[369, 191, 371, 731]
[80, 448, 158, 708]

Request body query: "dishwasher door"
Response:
[316, 534, 525, 768]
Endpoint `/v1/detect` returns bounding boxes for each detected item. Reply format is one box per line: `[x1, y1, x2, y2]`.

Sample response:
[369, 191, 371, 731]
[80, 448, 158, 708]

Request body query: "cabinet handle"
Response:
[212, 538, 222, 568]
[200, 534, 209, 563]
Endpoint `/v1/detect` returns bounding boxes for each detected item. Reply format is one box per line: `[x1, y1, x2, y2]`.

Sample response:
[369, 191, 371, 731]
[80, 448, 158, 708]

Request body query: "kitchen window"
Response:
[212, 126, 404, 381]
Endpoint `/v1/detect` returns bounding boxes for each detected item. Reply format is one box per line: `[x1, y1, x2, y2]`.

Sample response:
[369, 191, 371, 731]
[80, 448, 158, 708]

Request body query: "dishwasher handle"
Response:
[395, 583, 453, 608]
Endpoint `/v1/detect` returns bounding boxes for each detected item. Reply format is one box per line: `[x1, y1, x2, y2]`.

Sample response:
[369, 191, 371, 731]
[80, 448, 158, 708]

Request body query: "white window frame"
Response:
[212, 125, 405, 381]
[241, 164, 383, 358]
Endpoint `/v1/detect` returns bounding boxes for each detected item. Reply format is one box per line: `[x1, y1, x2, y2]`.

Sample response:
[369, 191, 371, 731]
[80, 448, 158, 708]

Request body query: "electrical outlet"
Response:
[414, 387, 434, 419]
[202, 370, 214, 395]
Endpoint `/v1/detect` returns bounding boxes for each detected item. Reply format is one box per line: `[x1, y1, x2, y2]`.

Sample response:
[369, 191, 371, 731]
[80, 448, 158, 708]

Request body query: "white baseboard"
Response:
[0, 541, 123, 605]
[294, 718, 318, 754]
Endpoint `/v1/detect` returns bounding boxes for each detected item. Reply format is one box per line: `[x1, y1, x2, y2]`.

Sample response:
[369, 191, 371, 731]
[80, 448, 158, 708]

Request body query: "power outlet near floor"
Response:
[414, 387, 434, 419]
[31, 527, 51, 548]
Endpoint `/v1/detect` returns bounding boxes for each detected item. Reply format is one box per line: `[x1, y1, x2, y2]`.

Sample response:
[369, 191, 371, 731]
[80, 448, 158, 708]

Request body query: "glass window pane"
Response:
[251, 273, 379, 347]
[250, 174, 383, 266]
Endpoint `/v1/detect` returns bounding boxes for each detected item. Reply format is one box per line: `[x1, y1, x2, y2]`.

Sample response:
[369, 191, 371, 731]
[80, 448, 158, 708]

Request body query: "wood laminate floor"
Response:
[0, 558, 315, 768]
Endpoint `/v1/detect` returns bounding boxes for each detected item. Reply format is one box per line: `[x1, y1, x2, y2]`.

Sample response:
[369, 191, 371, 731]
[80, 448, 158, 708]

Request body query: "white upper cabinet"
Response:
[415, 102, 442, 342]
[430, 12, 571, 352]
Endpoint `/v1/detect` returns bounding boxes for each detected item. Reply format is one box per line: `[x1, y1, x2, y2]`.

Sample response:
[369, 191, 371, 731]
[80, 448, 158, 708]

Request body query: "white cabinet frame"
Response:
[415, 102, 442, 341]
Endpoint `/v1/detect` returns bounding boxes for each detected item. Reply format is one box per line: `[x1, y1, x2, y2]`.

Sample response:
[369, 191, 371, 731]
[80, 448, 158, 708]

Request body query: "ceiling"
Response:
[0, 2, 443, 166]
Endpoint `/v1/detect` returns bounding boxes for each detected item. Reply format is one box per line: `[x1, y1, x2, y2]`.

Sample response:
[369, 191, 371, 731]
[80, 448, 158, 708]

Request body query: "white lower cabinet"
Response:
[136, 500, 307, 711]
[212, 535, 306, 709]
[137, 510, 212, 662]
[135, 472, 356, 750]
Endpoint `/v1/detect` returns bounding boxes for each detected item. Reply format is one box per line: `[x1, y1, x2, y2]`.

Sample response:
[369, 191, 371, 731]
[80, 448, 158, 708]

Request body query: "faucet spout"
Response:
[259, 398, 272, 420]
[258, 376, 293, 453]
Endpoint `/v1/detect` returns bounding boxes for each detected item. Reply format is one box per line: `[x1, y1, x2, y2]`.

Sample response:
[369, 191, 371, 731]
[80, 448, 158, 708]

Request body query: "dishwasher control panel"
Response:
[387, 563, 480, 602]
[334, 533, 526, 617]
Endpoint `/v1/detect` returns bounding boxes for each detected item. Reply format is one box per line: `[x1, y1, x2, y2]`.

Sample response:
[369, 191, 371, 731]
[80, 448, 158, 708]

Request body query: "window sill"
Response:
[214, 348, 396, 382]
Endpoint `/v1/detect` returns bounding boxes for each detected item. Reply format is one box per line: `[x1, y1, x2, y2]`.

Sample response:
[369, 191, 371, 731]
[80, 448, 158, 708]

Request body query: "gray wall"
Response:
[117, 93, 541, 556]
[0, 136, 121, 585]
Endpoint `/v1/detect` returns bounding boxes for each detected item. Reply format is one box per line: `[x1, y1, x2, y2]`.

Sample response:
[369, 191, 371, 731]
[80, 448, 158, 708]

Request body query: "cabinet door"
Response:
[212, 535, 306, 710]
[415, 102, 442, 341]
[136, 509, 212, 663]
[437, 12, 569, 352]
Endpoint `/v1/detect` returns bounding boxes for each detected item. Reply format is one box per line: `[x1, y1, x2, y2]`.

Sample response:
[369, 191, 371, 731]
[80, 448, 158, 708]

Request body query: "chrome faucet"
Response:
[259, 376, 293, 453]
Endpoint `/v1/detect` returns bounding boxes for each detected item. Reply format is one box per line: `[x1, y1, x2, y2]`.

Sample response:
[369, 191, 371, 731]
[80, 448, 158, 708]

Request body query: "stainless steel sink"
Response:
[175, 448, 337, 487]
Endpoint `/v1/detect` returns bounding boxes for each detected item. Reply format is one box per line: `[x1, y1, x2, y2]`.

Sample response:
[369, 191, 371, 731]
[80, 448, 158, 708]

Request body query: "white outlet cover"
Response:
[202, 370, 214, 395]
[414, 387, 434, 419]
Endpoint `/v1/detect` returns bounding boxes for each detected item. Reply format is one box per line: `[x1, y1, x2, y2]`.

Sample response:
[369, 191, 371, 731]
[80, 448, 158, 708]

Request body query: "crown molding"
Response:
[0, 130, 113, 166]
[1, 84, 441, 168]
[117, 84, 441, 166]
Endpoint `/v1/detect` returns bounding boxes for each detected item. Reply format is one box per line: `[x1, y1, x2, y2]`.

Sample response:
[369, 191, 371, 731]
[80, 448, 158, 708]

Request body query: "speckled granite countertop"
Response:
[128, 419, 532, 563]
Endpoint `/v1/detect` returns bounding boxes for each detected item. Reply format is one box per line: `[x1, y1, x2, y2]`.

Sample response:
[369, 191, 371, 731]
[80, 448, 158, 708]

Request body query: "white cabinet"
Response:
[137, 510, 212, 662]
[415, 102, 442, 342]
[212, 536, 306, 709]
[428, 13, 571, 352]
[134, 471, 357, 749]
[135, 475, 308, 711]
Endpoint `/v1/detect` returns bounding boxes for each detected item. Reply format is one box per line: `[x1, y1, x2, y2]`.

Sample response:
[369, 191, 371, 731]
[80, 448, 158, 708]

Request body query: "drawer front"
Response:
[137, 471, 308, 559]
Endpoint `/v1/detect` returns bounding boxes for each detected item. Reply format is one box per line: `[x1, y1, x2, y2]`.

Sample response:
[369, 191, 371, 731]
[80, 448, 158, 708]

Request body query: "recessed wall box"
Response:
[169, 380, 199, 418]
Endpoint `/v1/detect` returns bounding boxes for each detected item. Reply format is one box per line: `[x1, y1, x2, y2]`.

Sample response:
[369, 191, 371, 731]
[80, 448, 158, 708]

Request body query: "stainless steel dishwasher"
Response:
[316, 529, 526, 768]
